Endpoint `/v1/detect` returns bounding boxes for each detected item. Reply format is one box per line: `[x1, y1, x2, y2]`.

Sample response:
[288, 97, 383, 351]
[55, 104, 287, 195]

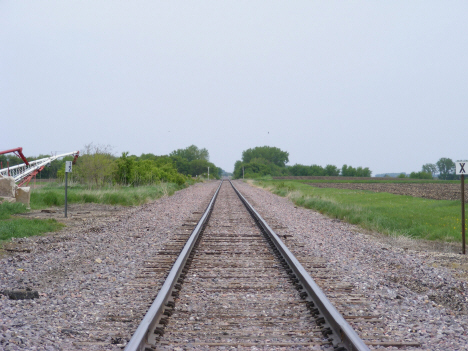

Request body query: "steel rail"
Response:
[229, 180, 370, 351]
[124, 180, 223, 351]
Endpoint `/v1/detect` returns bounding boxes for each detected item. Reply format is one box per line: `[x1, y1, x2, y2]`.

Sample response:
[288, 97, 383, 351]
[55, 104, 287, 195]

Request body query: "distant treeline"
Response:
[233, 146, 371, 179]
[376, 157, 461, 180]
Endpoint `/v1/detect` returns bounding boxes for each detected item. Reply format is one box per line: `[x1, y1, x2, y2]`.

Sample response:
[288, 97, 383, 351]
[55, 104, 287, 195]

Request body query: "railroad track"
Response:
[125, 180, 372, 351]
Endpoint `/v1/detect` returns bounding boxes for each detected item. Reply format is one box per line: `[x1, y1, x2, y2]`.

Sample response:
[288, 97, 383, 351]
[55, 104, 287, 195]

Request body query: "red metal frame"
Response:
[16, 151, 79, 186]
[18, 166, 45, 187]
[2, 149, 79, 186]
[0, 147, 29, 166]
[72, 151, 80, 164]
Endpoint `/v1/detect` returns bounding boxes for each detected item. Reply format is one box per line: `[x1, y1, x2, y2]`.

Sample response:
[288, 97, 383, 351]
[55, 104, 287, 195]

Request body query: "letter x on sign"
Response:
[456, 162, 467, 175]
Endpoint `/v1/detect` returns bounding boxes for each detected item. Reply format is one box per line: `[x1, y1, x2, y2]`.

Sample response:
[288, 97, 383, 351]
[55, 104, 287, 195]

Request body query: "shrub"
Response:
[409, 171, 432, 179]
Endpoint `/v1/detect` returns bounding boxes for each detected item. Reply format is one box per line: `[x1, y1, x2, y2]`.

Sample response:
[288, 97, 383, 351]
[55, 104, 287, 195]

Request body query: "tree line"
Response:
[233, 146, 371, 179]
[416, 157, 460, 180]
[2, 144, 221, 186]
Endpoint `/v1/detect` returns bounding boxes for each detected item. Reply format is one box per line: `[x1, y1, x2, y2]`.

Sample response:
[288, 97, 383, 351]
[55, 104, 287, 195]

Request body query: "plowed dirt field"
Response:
[307, 182, 467, 202]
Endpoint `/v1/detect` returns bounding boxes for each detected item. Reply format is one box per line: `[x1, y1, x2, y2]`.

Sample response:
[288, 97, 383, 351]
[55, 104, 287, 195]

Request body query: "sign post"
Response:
[456, 161, 467, 254]
[65, 161, 72, 218]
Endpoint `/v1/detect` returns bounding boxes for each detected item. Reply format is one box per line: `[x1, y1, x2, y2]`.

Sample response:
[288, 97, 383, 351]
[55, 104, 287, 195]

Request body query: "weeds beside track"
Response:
[254, 180, 466, 242]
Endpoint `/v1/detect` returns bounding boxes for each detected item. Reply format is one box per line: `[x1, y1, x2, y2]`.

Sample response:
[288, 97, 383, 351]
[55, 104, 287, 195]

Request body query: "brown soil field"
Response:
[307, 182, 467, 202]
[275, 176, 393, 181]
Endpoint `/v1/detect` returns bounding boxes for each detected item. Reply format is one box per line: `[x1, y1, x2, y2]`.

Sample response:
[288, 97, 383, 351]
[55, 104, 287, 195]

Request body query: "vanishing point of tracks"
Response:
[126, 181, 370, 351]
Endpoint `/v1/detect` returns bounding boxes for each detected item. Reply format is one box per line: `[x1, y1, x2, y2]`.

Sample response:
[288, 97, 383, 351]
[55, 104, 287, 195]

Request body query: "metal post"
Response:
[462, 174, 465, 254]
[243, 166, 244, 180]
[65, 172, 68, 218]
[208, 167, 210, 180]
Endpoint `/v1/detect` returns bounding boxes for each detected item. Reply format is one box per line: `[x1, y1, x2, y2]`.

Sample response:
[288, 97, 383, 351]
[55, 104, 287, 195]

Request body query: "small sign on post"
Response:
[456, 161, 467, 255]
[65, 161, 72, 218]
[65, 161, 72, 173]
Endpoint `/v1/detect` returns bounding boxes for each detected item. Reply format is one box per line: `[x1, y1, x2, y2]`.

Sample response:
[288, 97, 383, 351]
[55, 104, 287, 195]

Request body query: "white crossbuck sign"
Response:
[456, 162, 467, 175]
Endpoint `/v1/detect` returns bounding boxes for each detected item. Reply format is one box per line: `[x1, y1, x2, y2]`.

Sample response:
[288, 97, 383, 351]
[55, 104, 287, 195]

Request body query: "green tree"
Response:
[170, 155, 191, 175]
[341, 165, 356, 176]
[436, 157, 455, 180]
[356, 166, 372, 177]
[170, 145, 209, 162]
[74, 143, 116, 186]
[188, 159, 219, 179]
[324, 164, 340, 176]
[114, 152, 135, 185]
[139, 153, 159, 162]
[233, 161, 244, 178]
[289, 164, 317, 176]
[409, 171, 432, 179]
[242, 146, 289, 167]
[341, 165, 371, 177]
[421, 163, 437, 178]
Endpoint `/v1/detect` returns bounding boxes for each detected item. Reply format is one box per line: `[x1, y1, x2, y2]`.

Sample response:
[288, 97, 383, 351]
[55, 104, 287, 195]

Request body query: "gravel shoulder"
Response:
[2, 179, 468, 350]
[0, 181, 219, 350]
[235, 180, 468, 350]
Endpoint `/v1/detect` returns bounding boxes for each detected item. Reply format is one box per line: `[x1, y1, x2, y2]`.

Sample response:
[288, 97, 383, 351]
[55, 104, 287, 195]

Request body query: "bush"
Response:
[113, 153, 190, 186]
[341, 165, 372, 177]
[409, 171, 432, 179]
[74, 144, 116, 186]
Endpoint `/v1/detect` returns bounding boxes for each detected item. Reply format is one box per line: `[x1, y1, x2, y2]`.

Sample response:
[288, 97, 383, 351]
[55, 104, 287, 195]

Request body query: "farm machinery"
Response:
[0, 147, 79, 186]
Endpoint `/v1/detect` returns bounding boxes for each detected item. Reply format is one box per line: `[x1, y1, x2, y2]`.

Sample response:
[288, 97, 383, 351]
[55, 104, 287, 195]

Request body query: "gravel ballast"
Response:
[234, 180, 468, 350]
[2, 179, 468, 350]
[0, 182, 219, 350]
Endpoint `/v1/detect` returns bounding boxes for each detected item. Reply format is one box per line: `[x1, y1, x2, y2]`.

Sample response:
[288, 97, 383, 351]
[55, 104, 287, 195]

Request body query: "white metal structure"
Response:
[0, 151, 79, 185]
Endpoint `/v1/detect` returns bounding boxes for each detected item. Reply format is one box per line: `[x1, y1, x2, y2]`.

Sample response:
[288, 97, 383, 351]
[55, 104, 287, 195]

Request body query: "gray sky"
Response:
[1, 1, 467, 174]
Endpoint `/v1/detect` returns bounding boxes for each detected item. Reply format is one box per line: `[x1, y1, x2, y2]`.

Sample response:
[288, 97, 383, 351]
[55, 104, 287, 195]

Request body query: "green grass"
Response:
[0, 202, 29, 220]
[255, 180, 466, 242]
[1, 181, 187, 242]
[0, 218, 64, 241]
[0, 202, 64, 242]
[30, 182, 184, 208]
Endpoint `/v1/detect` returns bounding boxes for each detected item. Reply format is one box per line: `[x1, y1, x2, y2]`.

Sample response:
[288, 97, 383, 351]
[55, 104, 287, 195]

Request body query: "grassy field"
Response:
[29, 182, 184, 208]
[255, 180, 466, 242]
[1, 181, 189, 242]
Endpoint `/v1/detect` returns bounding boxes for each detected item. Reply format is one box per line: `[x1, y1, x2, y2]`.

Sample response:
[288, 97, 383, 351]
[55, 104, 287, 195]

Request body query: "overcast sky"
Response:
[1, 1, 467, 174]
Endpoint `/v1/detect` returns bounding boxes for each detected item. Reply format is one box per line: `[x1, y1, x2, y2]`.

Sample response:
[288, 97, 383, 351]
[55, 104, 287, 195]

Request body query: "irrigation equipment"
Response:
[0, 149, 79, 186]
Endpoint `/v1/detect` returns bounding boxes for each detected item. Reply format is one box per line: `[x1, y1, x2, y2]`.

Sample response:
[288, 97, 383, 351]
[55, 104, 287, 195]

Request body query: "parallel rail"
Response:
[125, 180, 369, 351]
[230, 180, 369, 351]
[125, 181, 222, 351]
